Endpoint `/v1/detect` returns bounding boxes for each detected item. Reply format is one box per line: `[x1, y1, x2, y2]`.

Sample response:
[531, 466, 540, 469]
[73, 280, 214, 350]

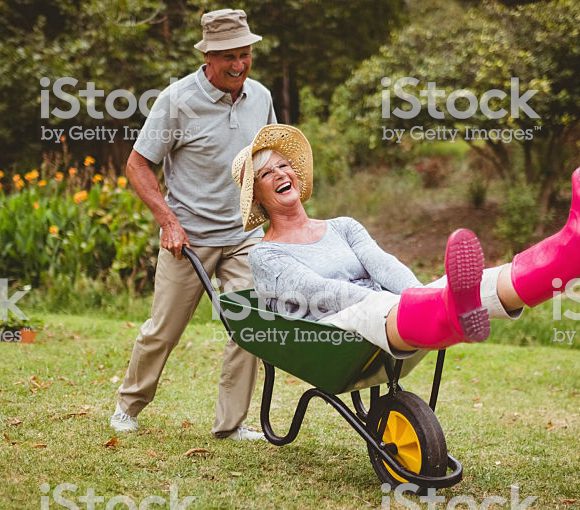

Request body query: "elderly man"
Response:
[110, 9, 276, 440]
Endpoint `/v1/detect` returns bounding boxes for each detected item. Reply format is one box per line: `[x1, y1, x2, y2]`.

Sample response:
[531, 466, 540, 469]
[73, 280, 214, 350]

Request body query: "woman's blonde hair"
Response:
[252, 149, 273, 174]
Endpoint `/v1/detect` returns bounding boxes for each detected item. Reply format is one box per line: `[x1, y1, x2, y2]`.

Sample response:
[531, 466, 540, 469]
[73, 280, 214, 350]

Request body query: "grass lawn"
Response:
[1, 313, 578, 509]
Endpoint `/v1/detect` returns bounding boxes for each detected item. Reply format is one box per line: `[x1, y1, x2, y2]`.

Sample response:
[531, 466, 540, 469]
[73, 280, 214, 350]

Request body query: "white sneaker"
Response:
[110, 403, 138, 432]
[226, 426, 265, 441]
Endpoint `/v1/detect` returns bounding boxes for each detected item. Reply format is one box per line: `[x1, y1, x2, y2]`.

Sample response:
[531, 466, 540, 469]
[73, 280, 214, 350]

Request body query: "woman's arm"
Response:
[249, 247, 374, 319]
[335, 217, 423, 293]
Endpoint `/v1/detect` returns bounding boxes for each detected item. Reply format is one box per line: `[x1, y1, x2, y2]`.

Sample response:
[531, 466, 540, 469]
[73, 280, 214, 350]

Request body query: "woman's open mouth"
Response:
[275, 182, 292, 194]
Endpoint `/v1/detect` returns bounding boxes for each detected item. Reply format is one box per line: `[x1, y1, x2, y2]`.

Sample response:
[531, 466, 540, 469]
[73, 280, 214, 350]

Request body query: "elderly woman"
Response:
[232, 124, 579, 358]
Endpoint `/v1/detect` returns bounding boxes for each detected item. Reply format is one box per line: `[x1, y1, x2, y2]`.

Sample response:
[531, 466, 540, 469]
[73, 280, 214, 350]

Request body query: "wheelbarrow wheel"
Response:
[366, 391, 447, 492]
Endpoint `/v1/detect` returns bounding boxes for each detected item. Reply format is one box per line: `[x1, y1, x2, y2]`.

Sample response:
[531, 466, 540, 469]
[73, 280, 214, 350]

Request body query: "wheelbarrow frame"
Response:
[183, 246, 463, 489]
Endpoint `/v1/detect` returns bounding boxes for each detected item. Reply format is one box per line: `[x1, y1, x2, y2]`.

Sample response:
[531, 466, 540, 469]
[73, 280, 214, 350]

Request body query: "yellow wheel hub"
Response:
[379, 410, 422, 483]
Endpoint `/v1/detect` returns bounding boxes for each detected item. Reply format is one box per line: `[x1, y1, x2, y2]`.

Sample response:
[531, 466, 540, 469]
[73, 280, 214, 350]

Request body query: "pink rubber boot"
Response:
[511, 168, 580, 307]
[397, 229, 490, 349]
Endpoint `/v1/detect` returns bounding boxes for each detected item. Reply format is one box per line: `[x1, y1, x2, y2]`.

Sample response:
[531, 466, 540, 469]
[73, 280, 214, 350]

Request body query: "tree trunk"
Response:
[523, 140, 533, 183]
[466, 141, 507, 180]
[281, 59, 291, 124]
[534, 132, 564, 235]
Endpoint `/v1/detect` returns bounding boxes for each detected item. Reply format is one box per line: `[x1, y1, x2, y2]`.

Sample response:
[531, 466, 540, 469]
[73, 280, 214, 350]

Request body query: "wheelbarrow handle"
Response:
[181, 245, 234, 339]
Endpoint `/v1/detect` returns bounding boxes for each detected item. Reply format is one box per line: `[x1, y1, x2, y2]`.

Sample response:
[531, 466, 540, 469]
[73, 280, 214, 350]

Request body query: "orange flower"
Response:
[68, 167, 77, 176]
[33, 201, 40, 210]
[13, 174, 22, 183]
[15, 179, 24, 190]
[84, 156, 96, 167]
[73, 190, 88, 204]
[92, 173, 104, 184]
[49, 225, 59, 236]
[38, 180, 47, 187]
[25, 169, 39, 182]
[0, 170, 4, 179]
[55, 172, 64, 182]
[117, 176, 128, 189]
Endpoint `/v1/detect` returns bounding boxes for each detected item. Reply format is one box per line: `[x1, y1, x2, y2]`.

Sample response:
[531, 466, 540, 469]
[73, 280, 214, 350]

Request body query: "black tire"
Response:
[366, 391, 447, 492]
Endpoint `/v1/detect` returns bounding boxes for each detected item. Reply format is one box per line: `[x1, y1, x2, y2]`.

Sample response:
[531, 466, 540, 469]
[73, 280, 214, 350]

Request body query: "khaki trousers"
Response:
[117, 237, 260, 437]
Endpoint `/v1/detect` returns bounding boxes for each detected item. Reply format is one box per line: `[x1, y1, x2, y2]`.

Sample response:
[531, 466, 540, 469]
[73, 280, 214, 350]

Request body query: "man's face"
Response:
[204, 46, 253, 94]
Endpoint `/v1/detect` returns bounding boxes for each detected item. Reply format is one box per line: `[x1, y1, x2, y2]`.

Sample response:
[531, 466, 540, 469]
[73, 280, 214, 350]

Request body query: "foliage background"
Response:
[0, 0, 578, 311]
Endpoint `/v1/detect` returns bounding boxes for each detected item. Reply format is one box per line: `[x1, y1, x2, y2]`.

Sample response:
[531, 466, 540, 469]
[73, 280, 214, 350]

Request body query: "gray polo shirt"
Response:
[134, 65, 276, 246]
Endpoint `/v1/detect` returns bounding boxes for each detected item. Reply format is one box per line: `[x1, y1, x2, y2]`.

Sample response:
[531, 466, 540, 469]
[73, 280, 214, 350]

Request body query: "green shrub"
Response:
[297, 87, 351, 186]
[0, 163, 158, 303]
[495, 182, 539, 252]
[467, 177, 488, 209]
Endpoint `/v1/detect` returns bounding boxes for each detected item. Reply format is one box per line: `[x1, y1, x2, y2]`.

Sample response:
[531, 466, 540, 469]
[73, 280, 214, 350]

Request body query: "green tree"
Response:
[0, 0, 221, 170]
[240, 0, 406, 124]
[332, 0, 579, 218]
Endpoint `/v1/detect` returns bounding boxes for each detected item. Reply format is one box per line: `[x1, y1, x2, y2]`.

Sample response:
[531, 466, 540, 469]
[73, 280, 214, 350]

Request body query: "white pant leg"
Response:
[320, 291, 409, 356]
[427, 264, 523, 320]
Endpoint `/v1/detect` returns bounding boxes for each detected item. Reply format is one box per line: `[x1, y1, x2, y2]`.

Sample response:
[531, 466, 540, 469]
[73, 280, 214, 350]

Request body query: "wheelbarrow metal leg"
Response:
[429, 350, 446, 412]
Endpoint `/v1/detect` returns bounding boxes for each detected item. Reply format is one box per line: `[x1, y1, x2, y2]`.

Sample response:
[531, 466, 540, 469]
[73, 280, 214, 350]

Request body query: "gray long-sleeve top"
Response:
[248, 217, 423, 321]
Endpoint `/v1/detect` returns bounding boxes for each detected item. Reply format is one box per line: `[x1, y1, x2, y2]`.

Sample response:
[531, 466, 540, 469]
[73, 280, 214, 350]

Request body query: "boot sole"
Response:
[446, 229, 490, 342]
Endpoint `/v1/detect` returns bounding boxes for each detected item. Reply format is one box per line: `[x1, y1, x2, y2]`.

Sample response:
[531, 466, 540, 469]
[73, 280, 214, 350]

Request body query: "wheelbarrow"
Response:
[183, 246, 463, 491]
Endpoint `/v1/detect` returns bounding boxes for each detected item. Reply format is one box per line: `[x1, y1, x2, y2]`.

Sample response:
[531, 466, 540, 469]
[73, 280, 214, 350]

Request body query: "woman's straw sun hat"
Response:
[232, 124, 313, 231]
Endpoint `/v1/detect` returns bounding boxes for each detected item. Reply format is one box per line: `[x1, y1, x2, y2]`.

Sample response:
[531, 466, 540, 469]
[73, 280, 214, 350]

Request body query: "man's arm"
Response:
[125, 149, 190, 259]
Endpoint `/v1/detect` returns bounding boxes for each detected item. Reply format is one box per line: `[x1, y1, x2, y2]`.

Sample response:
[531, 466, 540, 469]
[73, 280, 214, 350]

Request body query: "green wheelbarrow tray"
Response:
[182, 246, 463, 490]
[220, 288, 389, 395]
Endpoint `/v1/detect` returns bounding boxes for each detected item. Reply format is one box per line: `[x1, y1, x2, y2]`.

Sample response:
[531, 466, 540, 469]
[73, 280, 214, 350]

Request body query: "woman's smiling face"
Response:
[253, 151, 301, 214]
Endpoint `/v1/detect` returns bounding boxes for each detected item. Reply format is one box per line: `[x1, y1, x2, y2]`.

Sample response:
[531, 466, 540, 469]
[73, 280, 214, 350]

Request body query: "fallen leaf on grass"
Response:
[60, 410, 89, 420]
[181, 420, 193, 429]
[3, 433, 18, 446]
[146, 450, 159, 458]
[57, 376, 76, 386]
[32, 443, 47, 449]
[7, 418, 22, 427]
[28, 375, 52, 393]
[125, 322, 135, 329]
[104, 437, 119, 448]
[285, 377, 299, 385]
[561, 499, 577, 506]
[184, 448, 210, 457]
[546, 419, 567, 431]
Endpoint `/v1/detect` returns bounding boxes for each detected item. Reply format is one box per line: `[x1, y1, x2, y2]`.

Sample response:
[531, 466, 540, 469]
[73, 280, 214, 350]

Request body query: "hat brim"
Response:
[232, 125, 314, 232]
[194, 33, 262, 53]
